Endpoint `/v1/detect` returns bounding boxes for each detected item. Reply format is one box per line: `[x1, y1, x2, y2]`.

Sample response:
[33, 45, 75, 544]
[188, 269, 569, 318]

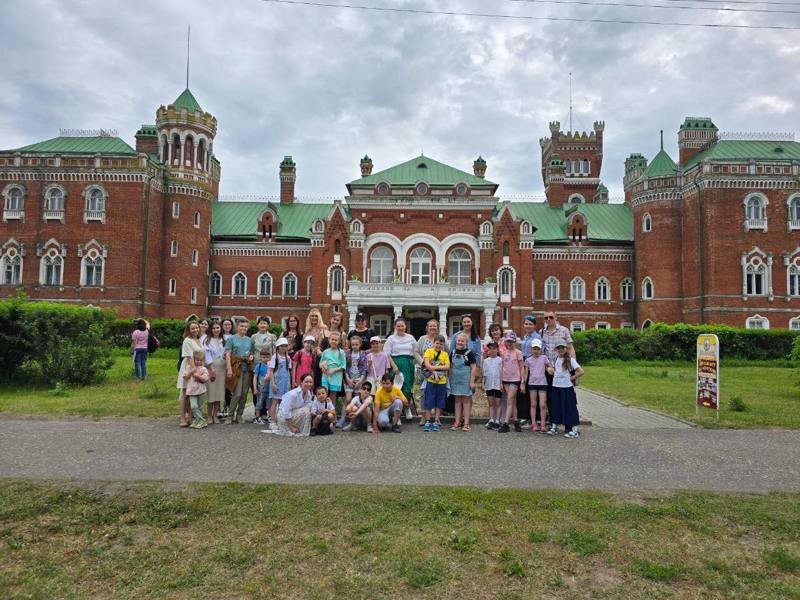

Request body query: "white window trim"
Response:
[743, 193, 768, 232]
[642, 212, 652, 233]
[621, 277, 634, 302]
[369, 246, 395, 284]
[3, 184, 26, 222]
[447, 248, 472, 285]
[497, 266, 517, 302]
[83, 185, 107, 223]
[282, 272, 298, 298]
[39, 243, 64, 286]
[0, 242, 23, 286]
[745, 314, 770, 330]
[787, 252, 800, 298]
[80, 252, 105, 287]
[42, 184, 66, 222]
[409, 247, 433, 285]
[568, 194, 586, 204]
[570, 276, 586, 302]
[641, 277, 654, 300]
[595, 322, 611, 330]
[327, 264, 346, 299]
[787, 195, 800, 231]
[210, 271, 222, 296]
[190, 287, 197, 305]
[741, 248, 772, 300]
[257, 272, 273, 298]
[641, 319, 653, 330]
[193, 211, 201, 228]
[370, 314, 392, 338]
[544, 276, 560, 302]
[170, 240, 178, 257]
[570, 321, 585, 332]
[191, 249, 198, 266]
[232, 272, 247, 297]
[789, 315, 800, 330]
[172, 201, 180, 219]
[621, 322, 635, 329]
[595, 277, 610, 302]
[168, 278, 176, 296]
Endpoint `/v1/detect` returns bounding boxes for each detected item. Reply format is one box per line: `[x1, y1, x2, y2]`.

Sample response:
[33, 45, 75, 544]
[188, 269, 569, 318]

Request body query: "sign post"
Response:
[696, 334, 720, 420]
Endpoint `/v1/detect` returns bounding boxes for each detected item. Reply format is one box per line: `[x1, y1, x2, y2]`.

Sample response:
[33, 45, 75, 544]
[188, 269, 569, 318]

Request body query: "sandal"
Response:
[462, 424, 471, 432]
[450, 421, 462, 431]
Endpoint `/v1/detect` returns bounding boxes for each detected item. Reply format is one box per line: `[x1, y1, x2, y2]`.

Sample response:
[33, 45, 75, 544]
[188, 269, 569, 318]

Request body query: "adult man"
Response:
[347, 312, 376, 348]
[540, 311, 576, 363]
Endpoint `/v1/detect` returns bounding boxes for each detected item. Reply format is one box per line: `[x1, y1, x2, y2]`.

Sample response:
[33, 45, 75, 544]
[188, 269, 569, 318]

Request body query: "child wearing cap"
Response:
[366, 336, 390, 391]
[547, 342, 584, 438]
[498, 331, 524, 434]
[267, 338, 292, 425]
[482, 341, 503, 430]
[293, 335, 316, 387]
[522, 339, 553, 432]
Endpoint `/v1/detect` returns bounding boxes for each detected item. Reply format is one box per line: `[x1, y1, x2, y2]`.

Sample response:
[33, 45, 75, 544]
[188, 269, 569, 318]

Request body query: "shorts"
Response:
[423, 382, 447, 410]
[502, 381, 521, 387]
[255, 389, 272, 413]
[528, 384, 548, 392]
[485, 389, 502, 398]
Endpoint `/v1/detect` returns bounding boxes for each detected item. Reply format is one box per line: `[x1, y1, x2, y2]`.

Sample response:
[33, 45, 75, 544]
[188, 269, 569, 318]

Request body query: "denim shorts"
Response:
[423, 382, 447, 410]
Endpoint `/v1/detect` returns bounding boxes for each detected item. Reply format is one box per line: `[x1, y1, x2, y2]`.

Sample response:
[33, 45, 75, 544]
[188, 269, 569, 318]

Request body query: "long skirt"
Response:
[206, 358, 227, 406]
[272, 406, 312, 437]
[392, 354, 416, 409]
[550, 386, 580, 427]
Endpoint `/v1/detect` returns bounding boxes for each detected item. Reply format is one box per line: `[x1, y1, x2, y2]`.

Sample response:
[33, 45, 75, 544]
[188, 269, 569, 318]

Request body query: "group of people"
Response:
[132, 309, 585, 439]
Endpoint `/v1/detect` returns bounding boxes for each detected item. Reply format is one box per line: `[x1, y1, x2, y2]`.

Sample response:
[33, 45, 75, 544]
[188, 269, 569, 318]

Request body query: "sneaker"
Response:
[269, 422, 278, 431]
[432, 422, 441, 432]
[405, 408, 414, 420]
[546, 425, 558, 435]
[391, 423, 402, 433]
[498, 422, 510, 433]
[366, 425, 374, 433]
[485, 420, 494, 430]
[514, 420, 522, 432]
[252, 417, 260, 424]
[489, 421, 500, 430]
[342, 423, 353, 432]
[564, 429, 581, 439]
[423, 421, 431, 432]
[189, 421, 202, 429]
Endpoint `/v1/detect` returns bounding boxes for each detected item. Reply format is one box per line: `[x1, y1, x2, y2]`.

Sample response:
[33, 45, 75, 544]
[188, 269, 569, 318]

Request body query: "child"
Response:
[320, 331, 346, 422]
[366, 336, 390, 392]
[498, 331, 524, 434]
[422, 334, 450, 432]
[547, 342, 584, 438]
[310, 386, 337, 436]
[522, 339, 552, 432]
[293, 335, 316, 387]
[372, 373, 406, 433]
[342, 334, 368, 428]
[482, 341, 503, 430]
[183, 350, 209, 429]
[449, 333, 478, 432]
[268, 338, 292, 426]
[343, 381, 374, 433]
[252, 351, 271, 425]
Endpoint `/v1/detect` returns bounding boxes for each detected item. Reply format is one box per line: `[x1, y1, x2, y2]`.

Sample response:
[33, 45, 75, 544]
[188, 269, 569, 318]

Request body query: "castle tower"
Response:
[678, 117, 718, 166]
[155, 88, 220, 317]
[540, 120, 605, 208]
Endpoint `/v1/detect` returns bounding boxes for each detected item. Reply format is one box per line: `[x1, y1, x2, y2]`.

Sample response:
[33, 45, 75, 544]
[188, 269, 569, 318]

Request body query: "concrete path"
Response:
[1, 418, 797, 492]
[576, 388, 691, 429]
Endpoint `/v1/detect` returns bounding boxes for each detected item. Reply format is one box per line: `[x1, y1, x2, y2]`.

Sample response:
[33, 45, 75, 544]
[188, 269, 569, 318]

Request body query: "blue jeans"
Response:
[134, 349, 148, 379]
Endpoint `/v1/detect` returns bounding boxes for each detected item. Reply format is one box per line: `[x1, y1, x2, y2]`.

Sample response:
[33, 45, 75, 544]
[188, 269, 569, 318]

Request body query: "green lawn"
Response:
[1, 481, 798, 599]
[0, 350, 180, 418]
[581, 361, 800, 429]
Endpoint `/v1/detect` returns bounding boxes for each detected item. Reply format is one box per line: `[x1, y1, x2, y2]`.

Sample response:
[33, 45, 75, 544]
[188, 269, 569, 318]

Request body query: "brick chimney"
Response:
[360, 155, 373, 177]
[473, 156, 486, 178]
[678, 117, 717, 166]
[279, 156, 296, 204]
[135, 125, 159, 155]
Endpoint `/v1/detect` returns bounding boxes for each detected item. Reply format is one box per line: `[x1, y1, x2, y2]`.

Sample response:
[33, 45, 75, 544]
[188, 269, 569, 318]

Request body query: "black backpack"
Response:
[147, 331, 160, 354]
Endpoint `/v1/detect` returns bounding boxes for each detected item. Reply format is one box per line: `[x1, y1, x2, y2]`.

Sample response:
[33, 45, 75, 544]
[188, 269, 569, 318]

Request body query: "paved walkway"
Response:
[1, 418, 797, 492]
[576, 388, 691, 429]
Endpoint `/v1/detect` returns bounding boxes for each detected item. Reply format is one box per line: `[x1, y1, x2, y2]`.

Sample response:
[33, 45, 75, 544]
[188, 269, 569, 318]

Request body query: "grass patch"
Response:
[580, 361, 800, 428]
[1, 481, 799, 599]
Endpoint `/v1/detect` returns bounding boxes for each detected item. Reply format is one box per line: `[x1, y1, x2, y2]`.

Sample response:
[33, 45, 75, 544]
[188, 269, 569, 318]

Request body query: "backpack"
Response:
[147, 331, 160, 354]
[421, 350, 442, 380]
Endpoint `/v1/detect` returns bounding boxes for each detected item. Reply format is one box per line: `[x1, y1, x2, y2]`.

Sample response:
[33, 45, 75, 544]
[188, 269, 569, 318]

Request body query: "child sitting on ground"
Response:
[343, 381, 374, 432]
[310, 386, 337, 436]
[183, 350, 210, 429]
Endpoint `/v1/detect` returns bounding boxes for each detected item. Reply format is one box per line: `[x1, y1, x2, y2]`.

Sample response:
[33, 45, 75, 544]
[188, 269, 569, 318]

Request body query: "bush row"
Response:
[0, 296, 114, 385]
[573, 323, 799, 363]
[107, 318, 284, 349]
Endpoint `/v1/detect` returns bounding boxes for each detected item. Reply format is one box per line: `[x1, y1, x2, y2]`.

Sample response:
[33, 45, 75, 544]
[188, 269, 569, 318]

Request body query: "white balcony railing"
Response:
[789, 219, 800, 232]
[43, 210, 64, 221]
[3, 209, 24, 222]
[346, 281, 497, 308]
[84, 210, 106, 223]
[745, 218, 767, 231]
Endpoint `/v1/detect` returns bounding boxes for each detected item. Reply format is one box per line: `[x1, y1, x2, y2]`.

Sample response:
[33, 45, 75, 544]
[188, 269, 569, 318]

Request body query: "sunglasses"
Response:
[545, 316, 555, 320]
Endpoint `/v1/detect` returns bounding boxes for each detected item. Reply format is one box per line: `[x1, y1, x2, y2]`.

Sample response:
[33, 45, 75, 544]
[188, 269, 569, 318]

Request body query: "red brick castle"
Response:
[2, 89, 798, 337]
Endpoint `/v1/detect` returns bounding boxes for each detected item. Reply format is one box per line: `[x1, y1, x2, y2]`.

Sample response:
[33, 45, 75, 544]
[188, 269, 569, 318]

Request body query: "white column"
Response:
[483, 308, 495, 337]
[393, 305, 403, 321]
[438, 305, 448, 338]
[193, 144, 198, 170]
[179, 137, 185, 167]
[347, 305, 358, 331]
[168, 140, 174, 165]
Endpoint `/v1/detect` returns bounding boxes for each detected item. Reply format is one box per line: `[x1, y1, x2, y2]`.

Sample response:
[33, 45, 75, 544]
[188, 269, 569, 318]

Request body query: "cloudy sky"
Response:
[2, 0, 799, 200]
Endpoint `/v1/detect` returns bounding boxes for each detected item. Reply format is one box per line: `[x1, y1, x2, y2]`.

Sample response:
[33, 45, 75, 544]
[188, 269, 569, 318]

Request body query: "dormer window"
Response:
[376, 182, 390, 195]
[455, 183, 468, 196]
[415, 182, 429, 196]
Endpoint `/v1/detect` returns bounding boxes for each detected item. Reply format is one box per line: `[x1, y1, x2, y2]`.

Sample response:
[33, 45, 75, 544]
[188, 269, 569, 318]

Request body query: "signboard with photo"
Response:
[696, 334, 720, 418]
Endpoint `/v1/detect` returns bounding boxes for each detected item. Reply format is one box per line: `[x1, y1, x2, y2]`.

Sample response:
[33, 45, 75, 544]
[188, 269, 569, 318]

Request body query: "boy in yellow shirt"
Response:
[422, 334, 450, 432]
[372, 373, 407, 434]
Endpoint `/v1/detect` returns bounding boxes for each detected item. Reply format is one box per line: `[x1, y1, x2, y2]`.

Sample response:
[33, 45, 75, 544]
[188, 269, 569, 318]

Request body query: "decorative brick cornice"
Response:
[531, 247, 633, 261]
[211, 243, 312, 257]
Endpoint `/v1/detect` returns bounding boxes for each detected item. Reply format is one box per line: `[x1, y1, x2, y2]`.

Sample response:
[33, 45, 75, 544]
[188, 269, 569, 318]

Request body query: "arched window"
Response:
[172, 201, 180, 218]
[4, 186, 24, 211]
[744, 256, 767, 296]
[746, 314, 769, 329]
[194, 211, 200, 228]
[582, 160, 590, 174]
[642, 277, 654, 300]
[369, 247, 394, 283]
[641, 319, 653, 330]
[568, 194, 585, 205]
[283, 273, 297, 297]
[258, 272, 272, 297]
[161, 134, 168, 163]
[621, 277, 634, 301]
[82, 253, 104, 287]
[409, 247, 432, 284]
[334, 239, 341, 255]
[172, 133, 181, 163]
[40, 252, 63, 286]
[789, 316, 800, 331]
[745, 195, 766, 220]
[570, 277, 585, 301]
[191, 250, 198, 266]
[210, 272, 222, 296]
[480, 221, 493, 235]
[1, 247, 22, 285]
[233, 272, 247, 297]
[313, 219, 325, 234]
[498, 268, 513, 298]
[44, 187, 64, 213]
[197, 139, 206, 170]
[351, 219, 362, 234]
[447, 248, 471, 284]
[502, 241, 510, 257]
[86, 188, 105, 213]
[170, 240, 178, 256]
[330, 266, 344, 294]
[520, 221, 532, 235]
[595, 277, 609, 302]
[544, 276, 559, 301]
[184, 136, 194, 167]
[789, 263, 800, 297]
[642, 212, 652, 232]
[789, 196, 800, 230]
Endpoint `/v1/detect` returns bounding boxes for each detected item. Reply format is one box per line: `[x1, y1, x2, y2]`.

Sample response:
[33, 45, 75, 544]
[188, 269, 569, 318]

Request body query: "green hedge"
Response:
[108, 318, 283, 349]
[573, 323, 799, 363]
[0, 296, 114, 385]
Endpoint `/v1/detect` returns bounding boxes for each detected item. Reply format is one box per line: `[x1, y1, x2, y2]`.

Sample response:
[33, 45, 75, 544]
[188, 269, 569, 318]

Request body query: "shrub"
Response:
[729, 396, 748, 412]
[792, 335, 800, 365]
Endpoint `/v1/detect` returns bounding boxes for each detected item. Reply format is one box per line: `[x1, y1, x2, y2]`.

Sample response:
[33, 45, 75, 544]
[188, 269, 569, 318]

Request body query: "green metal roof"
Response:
[507, 202, 633, 242]
[349, 154, 495, 187]
[211, 201, 333, 240]
[684, 140, 800, 168]
[172, 88, 202, 112]
[136, 124, 158, 137]
[680, 117, 717, 130]
[596, 182, 608, 193]
[11, 136, 136, 155]
[644, 149, 677, 178]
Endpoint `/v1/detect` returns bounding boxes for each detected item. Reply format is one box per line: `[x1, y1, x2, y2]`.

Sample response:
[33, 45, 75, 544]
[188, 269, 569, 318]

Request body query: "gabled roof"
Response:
[172, 88, 203, 112]
[644, 149, 677, 178]
[211, 201, 333, 240]
[9, 136, 136, 155]
[348, 154, 496, 187]
[684, 140, 800, 168]
[506, 202, 633, 242]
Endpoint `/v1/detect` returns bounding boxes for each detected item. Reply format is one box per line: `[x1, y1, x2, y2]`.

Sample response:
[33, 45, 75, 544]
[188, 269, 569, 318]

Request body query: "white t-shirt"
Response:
[348, 395, 373, 409]
[552, 357, 580, 388]
[383, 333, 416, 357]
[311, 398, 336, 414]
[482, 356, 502, 391]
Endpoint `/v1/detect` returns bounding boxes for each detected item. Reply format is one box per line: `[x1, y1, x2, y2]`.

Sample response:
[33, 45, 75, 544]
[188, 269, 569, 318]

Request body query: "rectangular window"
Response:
[191, 287, 197, 304]
[172, 202, 180, 218]
[570, 321, 585, 332]
[371, 316, 390, 337]
[171, 241, 178, 257]
[169, 278, 176, 295]
[746, 272, 764, 296]
[192, 250, 198, 266]
[595, 322, 610, 330]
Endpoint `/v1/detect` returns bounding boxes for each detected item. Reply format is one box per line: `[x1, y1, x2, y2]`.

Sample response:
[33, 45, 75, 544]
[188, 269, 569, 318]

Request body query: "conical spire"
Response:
[172, 88, 202, 112]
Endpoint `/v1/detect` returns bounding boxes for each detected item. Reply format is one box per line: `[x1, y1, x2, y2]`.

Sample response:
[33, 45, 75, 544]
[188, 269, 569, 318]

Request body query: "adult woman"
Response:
[130, 319, 150, 380]
[225, 320, 255, 424]
[483, 323, 503, 354]
[449, 314, 483, 367]
[328, 312, 345, 337]
[305, 308, 329, 389]
[282, 315, 304, 357]
[252, 316, 276, 363]
[347, 312, 376, 349]
[383, 317, 419, 419]
[220, 318, 235, 417]
[177, 321, 203, 427]
[204, 321, 226, 424]
[269, 374, 315, 437]
[518, 315, 542, 424]
[198, 318, 209, 343]
[416, 319, 446, 425]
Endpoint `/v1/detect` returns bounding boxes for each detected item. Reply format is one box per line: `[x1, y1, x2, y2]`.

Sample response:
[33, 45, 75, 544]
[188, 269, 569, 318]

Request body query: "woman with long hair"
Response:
[266, 374, 315, 437]
[383, 317, 419, 420]
[204, 321, 226, 424]
[130, 318, 150, 380]
[177, 320, 203, 427]
[282, 315, 304, 357]
[305, 308, 329, 389]
[220, 318, 235, 417]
